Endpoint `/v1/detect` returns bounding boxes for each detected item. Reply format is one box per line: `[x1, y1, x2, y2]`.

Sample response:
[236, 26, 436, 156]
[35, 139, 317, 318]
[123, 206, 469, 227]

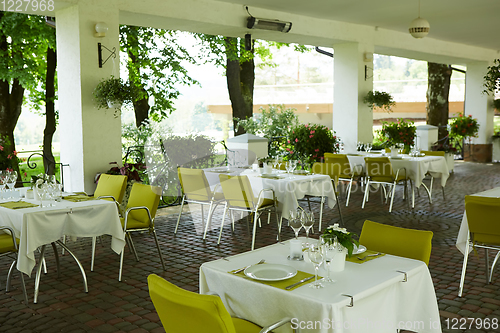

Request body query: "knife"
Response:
[285, 276, 314, 290]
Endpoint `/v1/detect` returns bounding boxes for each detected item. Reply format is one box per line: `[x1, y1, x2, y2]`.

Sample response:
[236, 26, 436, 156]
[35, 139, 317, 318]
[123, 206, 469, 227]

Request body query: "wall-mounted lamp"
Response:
[94, 22, 108, 37]
[363, 53, 373, 62]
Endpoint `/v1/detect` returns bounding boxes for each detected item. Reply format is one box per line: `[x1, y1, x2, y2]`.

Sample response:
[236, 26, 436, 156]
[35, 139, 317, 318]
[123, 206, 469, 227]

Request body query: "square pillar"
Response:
[333, 43, 374, 152]
[56, 3, 122, 193]
[464, 61, 494, 162]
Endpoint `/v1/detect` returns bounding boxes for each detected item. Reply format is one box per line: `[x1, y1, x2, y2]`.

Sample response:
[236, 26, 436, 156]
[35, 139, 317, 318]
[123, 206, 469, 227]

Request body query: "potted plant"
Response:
[287, 123, 341, 165]
[93, 76, 133, 115]
[483, 59, 500, 95]
[321, 223, 359, 272]
[363, 90, 396, 112]
[379, 118, 416, 153]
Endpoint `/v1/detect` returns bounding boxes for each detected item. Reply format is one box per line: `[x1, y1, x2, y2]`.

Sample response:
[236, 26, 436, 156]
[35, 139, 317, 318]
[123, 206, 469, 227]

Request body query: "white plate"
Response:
[353, 244, 367, 255]
[244, 264, 297, 281]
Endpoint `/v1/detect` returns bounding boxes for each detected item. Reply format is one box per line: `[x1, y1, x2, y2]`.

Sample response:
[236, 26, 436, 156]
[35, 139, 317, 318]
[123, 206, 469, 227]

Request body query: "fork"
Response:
[357, 252, 382, 261]
[232, 259, 265, 274]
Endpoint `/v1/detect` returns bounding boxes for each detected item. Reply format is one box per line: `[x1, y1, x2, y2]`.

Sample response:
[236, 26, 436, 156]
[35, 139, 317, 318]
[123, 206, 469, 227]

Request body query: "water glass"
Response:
[308, 242, 324, 289]
[320, 238, 337, 283]
[288, 209, 302, 239]
[301, 210, 315, 244]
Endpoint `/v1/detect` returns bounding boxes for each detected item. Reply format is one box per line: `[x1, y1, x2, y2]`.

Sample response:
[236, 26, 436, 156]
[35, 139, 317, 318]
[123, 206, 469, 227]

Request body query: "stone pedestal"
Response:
[492, 137, 500, 162]
[464, 144, 492, 162]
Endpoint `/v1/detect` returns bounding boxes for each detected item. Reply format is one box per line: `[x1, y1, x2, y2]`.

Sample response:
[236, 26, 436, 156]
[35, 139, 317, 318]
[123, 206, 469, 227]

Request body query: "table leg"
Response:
[34, 245, 47, 303]
[51, 242, 60, 279]
[56, 240, 88, 294]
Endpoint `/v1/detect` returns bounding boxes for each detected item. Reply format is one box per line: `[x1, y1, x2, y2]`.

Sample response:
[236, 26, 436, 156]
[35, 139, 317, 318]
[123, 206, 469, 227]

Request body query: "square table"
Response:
[200, 239, 441, 333]
[0, 196, 125, 302]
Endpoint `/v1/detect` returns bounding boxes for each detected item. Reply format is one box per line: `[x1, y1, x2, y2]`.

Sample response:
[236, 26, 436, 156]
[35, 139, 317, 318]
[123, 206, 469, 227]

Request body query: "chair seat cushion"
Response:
[0, 234, 16, 253]
[256, 198, 275, 209]
[213, 191, 225, 201]
[121, 217, 149, 230]
[232, 317, 262, 333]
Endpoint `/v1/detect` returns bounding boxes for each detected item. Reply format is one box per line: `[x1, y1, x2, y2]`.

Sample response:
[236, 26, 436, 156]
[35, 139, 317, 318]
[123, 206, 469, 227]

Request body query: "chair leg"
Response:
[126, 233, 139, 262]
[174, 196, 186, 234]
[6, 261, 15, 292]
[389, 182, 397, 213]
[152, 228, 166, 271]
[275, 207, 281, 243]
[318, 196, 325, 232]
[251, 210, 259, 251]
[91, 236, 96, 271]
[119, 249, 125, 282]
[441, 186, 445, 200]
[485, 248, 490, 284]
[218, 203, 229, 245]
[306, 197, 312, 211]
[489, 251, 500, 283]
[346, 178, 353, 207]
[458, 239, 471, 297]
[333, 190, 344, 227]
[362, 180, 370, 209]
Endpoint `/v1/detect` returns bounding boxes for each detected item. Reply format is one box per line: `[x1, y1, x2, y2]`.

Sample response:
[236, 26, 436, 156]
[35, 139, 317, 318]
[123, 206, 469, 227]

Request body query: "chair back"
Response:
[126, 183, 162, 225]
[421, 150, 445, 157]
[219, 174, 255, 209]
[94, 174, 127, 202]
[0, 227, 17, 253]
[178, 168, 212, 202]
[148, 274, 236, 333]
[323, 153, 352, 177]
[359, 220, 433, 265]
[465, 195, 500, 245]
[312, 162, 340, 185]
[364, 157, 394, 183]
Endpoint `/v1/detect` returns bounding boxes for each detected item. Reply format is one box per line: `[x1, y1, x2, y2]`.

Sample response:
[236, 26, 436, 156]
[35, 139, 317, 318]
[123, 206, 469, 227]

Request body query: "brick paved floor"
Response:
[1, 160, 500, 332]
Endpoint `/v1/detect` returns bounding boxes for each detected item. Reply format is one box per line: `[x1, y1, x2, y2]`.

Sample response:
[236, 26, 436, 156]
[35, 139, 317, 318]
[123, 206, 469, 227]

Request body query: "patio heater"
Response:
[245, 6, 292, 33]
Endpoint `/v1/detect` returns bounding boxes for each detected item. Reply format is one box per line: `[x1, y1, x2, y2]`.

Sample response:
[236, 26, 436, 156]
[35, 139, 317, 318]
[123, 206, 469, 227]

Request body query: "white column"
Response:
[465, 62, 494, 144]
[56, 3, 122, 193]
[333, 43, 374, 152]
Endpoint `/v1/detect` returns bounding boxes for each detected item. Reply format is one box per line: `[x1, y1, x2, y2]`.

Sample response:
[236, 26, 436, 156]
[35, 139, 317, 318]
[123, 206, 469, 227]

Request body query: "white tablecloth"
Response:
[346, 153, 449, 187]
[0, 198, 125, 276]
[200, 239, 441, 333]
[456, 187, 500, 254]
[205, 168, 336, 219]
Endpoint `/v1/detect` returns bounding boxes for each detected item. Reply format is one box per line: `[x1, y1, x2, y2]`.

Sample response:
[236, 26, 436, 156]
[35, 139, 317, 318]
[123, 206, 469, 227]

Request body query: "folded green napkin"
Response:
[258, 175, 282, 179]
[0, 201, 39, 210]
[63, 195, 94, 202]
[230, 268, 318, 291]
[210, 169, 233, 173]
[346, 250, 385, 264]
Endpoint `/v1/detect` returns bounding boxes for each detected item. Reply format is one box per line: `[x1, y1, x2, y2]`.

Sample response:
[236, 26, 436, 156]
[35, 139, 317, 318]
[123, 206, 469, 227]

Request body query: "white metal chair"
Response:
[0, 226, 28, 303]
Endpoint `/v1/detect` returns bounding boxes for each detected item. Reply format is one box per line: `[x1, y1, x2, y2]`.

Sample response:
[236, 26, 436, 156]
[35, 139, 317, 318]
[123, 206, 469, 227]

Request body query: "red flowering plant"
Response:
[0, 135, 20, 171]
[103, 161, 146, 182]
[448, 113, 479, 140]
[379, 118, 416, 150]
[287, 123, 340, 165]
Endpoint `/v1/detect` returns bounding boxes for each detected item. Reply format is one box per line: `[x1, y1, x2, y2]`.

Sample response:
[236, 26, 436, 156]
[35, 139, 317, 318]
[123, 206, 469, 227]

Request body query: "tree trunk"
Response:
[225, 37, 254, 136]
[43, 46, 57, 176]
[426, 63, 452, 140]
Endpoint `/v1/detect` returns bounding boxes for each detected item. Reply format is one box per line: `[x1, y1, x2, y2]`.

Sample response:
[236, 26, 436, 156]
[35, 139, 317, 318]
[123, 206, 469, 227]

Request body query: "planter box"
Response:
[444, 152, 454, 173]
[493, 137, 500, 162]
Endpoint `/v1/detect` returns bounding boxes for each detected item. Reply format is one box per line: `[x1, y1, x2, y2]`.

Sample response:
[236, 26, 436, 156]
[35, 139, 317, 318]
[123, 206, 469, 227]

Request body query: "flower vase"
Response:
[33, 188, 41, 201]
[329, 246, 347, 272]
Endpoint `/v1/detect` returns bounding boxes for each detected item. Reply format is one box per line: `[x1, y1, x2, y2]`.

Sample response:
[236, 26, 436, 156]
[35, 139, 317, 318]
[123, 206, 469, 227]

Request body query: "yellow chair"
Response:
[176, 168, 225, 240]
[91, 174, 127, 271]
[324, 153, 363, 207]
[148, 274, 293, 333]
[219, 174, 279, 250]
[359, 220, 433, 265]
[362, 157, 408, 213]
[119, 183, 166, 281]
[458, 196, 500, 297]
[420, 150, 446, 201]
[0, 226, 28, 303]
[311, 162, 343, 228]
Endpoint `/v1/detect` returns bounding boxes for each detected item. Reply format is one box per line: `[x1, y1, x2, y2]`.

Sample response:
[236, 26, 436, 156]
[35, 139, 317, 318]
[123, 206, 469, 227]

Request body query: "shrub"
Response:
[379, 118, 416, 147]
[287, 123, 340, 163]
[449, 113, 479, 139]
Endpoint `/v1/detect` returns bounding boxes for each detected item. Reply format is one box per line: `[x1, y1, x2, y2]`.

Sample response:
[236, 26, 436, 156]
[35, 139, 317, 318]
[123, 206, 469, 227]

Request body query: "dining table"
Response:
[204, 167, 337, 223]
[0, 192, 125, 302]
[200, 238, 441, 333]
[346, 152, 449, 207]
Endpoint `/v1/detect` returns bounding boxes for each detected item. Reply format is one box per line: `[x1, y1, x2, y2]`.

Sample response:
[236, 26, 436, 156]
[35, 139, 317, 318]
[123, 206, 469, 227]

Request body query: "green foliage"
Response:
[363, 90, 396, 112]
[93, 76, 133, 110]
[379, 119, 416, 147]
[120, 26, 199, 122]
[449, 113, 479, 139]
[0, 135, 20, 170]
[493, 99, 500, 110]
[288, 123, 340, 163]
[234, 105, 299, 156]
[483, 59, 500, 95]
[321, 223, 360, 258]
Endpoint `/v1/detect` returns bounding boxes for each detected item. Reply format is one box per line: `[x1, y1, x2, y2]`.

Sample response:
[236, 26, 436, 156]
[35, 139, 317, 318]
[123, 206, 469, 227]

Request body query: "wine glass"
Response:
[301, 210, 315, 245]
[320, 238, 336, 283]
[285, 161, 294, 174]
[365, 143, 372, 153]
[6, 170, 17, 199]
[288, 209, 302, 239]
[272, 157, 279, 171]
[0, 170, 7, 198]
[290, 160, 298, 173]
[308, 242, 324, 289]
[276, 156, 283, 172]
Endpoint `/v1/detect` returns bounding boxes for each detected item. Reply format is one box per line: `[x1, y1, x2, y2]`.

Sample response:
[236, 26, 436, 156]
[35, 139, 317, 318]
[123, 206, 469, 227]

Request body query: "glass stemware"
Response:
[6, 170, 17, 199]
[320, 238, 336, 283]
[288, 209, 302, 239]
[276, 156, 283, 172]
[365, 143, 372, 153]
[0, 170, 7, 198]
[301, 210, 315, 245]
[272, 157, 279, 171]
[308, 242, 324, 289]
[285, 161, 294, 174]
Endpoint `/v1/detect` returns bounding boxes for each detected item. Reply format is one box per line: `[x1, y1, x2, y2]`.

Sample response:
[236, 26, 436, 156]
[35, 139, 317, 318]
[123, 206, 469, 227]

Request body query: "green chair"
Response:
[119, 183, 166, 281]
[0, 226, 28, 303]
[459, 196, 500, 297]
[359, 220, 433, 265]
[324, 153, 363, 207]
[362, 157, 408, 212]
[91, 174, 127, 271]
[176, 168, 225, 240]
[219, 174, 279, 250]
[311, 162, 343, 228]
[148, 274, 293, 333]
